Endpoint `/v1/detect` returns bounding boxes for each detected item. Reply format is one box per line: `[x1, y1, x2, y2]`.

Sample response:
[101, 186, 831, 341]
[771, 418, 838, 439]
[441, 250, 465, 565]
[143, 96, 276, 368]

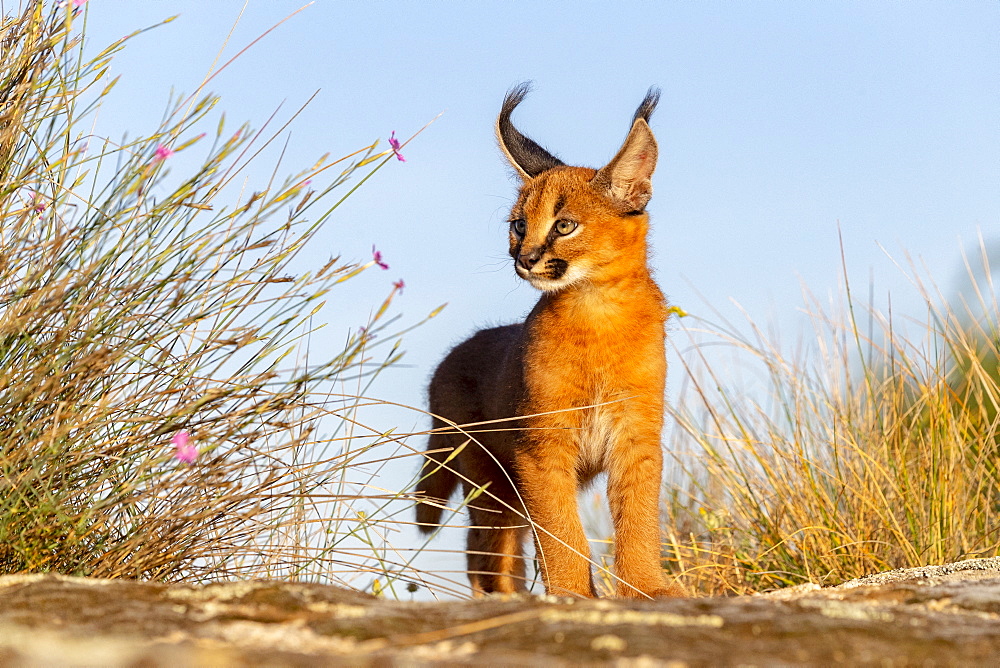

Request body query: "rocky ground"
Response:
[2, 558, 1000, 666]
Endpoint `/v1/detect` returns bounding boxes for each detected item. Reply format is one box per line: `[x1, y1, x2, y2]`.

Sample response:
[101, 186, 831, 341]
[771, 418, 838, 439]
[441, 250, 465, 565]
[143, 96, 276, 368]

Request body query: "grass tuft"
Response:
[663, 248, 1000, 595]
[0, 1, 423, 585]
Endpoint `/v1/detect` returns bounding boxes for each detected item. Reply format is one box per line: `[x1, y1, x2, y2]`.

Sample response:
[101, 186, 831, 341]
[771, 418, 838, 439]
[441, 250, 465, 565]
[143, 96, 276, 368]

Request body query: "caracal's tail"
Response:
[414, 419, 461, 532]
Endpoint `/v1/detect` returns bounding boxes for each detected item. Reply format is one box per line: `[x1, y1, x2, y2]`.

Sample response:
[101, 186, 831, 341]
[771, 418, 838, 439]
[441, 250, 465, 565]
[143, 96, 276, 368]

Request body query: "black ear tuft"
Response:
[500, 82, 533, 122]
[497, 82, 565, 180]
[632, 87, 661, 126]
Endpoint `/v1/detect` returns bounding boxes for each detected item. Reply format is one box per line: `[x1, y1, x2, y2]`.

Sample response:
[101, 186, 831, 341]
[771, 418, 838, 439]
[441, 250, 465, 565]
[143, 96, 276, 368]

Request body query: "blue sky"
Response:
[80, 1, 998, 590]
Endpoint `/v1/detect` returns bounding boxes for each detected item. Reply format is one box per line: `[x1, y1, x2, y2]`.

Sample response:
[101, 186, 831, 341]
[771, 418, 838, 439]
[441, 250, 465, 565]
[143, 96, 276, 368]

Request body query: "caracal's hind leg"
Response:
[466, 504, 529, 596]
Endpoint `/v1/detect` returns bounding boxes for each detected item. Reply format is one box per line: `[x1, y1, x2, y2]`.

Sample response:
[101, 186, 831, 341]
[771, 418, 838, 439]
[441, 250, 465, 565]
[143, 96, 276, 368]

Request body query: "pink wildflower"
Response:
[172, 431, 198, 464]
[372, 245, 389, 270]
[28, 191, 46, 213]
[152, 144, 174, 164]
[393, 279, 405, 293]
[57, 0, 87, 14]
[388, 131, 406, 162]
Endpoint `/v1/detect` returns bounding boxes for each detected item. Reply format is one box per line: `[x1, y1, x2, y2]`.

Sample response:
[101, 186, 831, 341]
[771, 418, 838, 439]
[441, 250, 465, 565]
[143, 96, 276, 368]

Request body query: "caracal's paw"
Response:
[617, 580, 687, 599]
[649, 583, 686, 598]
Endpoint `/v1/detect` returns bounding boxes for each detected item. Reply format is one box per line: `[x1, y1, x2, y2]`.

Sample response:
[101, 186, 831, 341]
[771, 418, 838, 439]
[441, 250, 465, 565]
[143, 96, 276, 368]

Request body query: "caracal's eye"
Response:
[555, 219, 577, 235]
[511, 219, 527, 237]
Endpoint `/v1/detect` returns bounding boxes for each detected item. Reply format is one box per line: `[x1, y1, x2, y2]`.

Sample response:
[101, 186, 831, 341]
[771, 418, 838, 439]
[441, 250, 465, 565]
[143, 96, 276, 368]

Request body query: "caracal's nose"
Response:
[517, 249, 542, 270]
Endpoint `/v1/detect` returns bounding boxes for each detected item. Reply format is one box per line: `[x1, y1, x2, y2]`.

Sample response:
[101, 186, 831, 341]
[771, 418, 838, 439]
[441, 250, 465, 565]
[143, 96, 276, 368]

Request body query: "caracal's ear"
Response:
[591, 87, 660, 213]
[496, 82, 564, 181]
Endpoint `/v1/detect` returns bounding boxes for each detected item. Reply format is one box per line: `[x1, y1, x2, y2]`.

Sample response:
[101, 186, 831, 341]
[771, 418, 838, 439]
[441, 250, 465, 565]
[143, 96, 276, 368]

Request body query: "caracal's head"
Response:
[496, 83, 660, 292]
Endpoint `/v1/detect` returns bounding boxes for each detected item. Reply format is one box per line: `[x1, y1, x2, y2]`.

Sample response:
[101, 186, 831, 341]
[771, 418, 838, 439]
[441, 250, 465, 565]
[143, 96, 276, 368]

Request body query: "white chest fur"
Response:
[576, 404, 621, 476]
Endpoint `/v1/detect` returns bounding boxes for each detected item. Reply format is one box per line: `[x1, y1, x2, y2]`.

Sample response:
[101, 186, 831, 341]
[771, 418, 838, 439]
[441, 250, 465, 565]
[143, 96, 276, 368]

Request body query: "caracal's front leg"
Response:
[515, 435, 595, 598]
[607, 408, 683, 598]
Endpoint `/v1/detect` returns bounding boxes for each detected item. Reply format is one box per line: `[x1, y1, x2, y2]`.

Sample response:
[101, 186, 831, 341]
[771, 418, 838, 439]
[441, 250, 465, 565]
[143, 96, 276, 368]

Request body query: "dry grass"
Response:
[0, 1, 427, 586]
[662, 246, 1000, 596]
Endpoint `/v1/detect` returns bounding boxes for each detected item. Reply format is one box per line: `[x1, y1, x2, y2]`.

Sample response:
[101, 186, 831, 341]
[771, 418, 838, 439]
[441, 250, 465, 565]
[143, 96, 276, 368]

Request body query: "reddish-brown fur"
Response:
[416, 85, 682, 599]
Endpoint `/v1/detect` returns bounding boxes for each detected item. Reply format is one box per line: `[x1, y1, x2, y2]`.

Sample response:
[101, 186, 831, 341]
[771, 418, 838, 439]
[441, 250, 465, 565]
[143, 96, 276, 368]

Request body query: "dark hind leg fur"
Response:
[419, 400, 528, 594]
[467, 505, 529, 595]
[462, 453, 529, 596]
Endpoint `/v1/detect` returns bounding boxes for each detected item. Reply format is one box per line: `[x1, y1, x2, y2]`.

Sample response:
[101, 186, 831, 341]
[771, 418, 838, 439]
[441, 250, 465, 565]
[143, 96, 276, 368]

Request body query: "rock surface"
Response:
[3, 558, 1000, 666]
